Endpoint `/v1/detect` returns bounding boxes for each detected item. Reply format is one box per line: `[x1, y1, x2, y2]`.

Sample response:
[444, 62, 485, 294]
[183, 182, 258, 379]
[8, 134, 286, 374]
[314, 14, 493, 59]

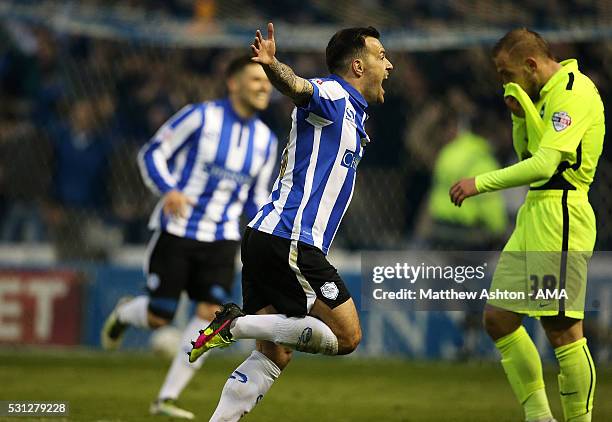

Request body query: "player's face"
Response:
[494, 51, 541, 101]
[231, 64, 272, 112]
[362, 37, 393, 104]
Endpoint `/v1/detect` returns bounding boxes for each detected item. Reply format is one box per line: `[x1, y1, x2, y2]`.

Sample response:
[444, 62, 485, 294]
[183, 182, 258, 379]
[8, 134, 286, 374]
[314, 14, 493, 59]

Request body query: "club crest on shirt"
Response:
[552, 111, 572, 131]
[147, 273, 160, 291]
[321, 282, 339, 300]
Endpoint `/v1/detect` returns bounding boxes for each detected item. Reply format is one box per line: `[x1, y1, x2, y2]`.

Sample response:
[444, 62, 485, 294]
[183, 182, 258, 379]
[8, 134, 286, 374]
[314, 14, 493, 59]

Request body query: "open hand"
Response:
[251, 23, 276, 66]
[449, 177, 479, 207]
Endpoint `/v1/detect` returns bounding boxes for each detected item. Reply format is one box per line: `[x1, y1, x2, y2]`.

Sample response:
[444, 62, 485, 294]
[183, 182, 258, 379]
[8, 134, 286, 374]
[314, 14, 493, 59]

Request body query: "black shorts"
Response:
[241, 227, 351, 316]
[146, 231, 239, 318]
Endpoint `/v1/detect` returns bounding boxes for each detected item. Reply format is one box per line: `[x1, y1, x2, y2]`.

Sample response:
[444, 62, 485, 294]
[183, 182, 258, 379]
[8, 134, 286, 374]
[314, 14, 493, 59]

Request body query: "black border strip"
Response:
[583, 345, 594, 414]
[559, 190, 569, 314]
[566, 72, 575, 90]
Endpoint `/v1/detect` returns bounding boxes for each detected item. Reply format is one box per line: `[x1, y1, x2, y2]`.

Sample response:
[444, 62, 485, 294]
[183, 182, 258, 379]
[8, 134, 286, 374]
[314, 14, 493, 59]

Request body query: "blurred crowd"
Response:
[25, 0, 612, 28]
[1, 16, 611, 259]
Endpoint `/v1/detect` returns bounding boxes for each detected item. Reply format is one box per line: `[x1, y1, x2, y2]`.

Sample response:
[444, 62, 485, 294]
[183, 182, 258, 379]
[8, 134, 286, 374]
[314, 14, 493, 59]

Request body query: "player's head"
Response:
[326, 26, 393, 104]
[70, 97, 96, 131]
[492, 28, 555, 101]
[226, 55, 272, 115]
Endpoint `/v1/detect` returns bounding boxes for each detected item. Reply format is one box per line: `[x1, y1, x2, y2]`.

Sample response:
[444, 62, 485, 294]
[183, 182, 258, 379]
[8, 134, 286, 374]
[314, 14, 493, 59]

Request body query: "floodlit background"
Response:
[0, 1, 611, 420]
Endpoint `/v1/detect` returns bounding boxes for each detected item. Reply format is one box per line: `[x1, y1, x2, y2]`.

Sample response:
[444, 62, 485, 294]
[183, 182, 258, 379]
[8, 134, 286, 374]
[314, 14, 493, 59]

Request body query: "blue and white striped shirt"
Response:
[138, 99, 277, 242]
[250, 75, 370, 254]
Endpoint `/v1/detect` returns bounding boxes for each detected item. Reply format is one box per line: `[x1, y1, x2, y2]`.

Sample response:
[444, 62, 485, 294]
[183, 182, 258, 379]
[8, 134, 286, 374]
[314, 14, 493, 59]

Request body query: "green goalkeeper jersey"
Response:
[477, 59, 605, 193]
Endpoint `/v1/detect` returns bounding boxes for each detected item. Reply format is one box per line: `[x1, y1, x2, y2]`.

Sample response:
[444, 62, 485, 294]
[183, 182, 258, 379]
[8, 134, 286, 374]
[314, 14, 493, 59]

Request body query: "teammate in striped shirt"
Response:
[100, 55, 277, 420]
[189, 23, 393, 421]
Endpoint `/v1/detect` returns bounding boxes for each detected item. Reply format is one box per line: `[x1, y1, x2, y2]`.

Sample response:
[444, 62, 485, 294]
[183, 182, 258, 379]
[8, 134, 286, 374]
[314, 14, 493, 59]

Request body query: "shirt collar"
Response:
[328, 74, 368, 110]
[222, 98, 257, 123]
[540, 59, 579, 95]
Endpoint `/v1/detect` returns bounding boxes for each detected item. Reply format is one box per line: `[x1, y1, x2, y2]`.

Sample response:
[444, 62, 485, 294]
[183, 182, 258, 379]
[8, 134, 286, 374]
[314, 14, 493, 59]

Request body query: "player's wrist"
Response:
[265, 56, 279, 68]
[156, 183, 176, 196]
[162, 187, 181, 198]
[474, 175, 487, 193]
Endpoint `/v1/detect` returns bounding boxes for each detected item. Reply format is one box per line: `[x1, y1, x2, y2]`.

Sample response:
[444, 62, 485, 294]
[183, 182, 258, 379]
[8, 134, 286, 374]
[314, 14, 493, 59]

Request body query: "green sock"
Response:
[555, 338, 596, 422]
[495, 326, 552, 421]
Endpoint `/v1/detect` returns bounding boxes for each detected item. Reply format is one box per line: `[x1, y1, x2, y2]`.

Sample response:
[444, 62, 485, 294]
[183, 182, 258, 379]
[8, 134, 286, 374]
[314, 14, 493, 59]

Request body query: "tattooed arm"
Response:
[251, 23, 314, 107]
[263, 57, 313, 107]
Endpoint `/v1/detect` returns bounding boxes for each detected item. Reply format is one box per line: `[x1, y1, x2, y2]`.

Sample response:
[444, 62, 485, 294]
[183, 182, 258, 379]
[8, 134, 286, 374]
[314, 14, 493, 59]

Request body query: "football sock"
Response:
[495, 326, 553, 421]
[116, 295, 149, 329]
[230, 314, 338, 355]
[555, 338, 595, 422]
[157, 316, 210, 400]
[210, 350, 281, 422]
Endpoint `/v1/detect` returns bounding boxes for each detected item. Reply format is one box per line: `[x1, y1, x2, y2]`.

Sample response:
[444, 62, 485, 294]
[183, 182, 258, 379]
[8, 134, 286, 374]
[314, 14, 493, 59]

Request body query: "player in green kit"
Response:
[450, 29, 604, 422]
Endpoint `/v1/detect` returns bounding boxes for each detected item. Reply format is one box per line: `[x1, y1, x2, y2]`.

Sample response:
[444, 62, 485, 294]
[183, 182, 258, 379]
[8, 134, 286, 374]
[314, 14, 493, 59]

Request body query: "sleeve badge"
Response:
[552, 111, 572, 132]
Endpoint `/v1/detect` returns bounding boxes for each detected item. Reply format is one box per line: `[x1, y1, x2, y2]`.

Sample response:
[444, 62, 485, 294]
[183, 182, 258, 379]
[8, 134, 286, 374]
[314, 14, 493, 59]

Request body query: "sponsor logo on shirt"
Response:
[340, 149, 362, 171]
[552, 111, 572, 131]
[203, 163, 253, 184]
[345, 108, 356, 124]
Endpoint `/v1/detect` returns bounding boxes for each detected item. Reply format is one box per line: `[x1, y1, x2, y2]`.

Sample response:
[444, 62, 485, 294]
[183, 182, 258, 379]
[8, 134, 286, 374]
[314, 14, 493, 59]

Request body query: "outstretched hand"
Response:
[449, 177, 479, 207]
[251, 23, 276, 66]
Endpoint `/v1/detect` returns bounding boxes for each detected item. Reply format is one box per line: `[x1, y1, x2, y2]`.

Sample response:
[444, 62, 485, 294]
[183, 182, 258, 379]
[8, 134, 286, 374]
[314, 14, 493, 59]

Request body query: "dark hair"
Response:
[326, 26, 380, 74]
[492, 28, 553, 59]
[225, 54, 258, 79]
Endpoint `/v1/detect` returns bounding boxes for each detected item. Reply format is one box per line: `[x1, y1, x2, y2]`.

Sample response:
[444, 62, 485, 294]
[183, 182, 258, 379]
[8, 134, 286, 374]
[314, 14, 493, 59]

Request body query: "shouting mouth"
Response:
[381, 74, 389, 93]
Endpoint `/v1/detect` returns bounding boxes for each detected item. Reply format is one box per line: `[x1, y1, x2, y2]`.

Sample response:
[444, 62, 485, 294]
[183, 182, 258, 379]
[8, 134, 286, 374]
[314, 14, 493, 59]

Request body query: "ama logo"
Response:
[341, 149, 361, 170]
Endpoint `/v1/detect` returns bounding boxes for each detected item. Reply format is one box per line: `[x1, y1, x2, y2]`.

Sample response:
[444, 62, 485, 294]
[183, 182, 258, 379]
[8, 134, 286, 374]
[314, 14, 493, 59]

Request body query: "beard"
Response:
[524, 78, 541, 102]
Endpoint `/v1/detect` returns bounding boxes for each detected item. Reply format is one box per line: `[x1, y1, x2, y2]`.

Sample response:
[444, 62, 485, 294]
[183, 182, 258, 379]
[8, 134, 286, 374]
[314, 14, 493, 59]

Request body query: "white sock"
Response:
[116, 295, 149, 329]
[210, 350, 281, 422]
[230, 314, 338, 355]
[157, 316, 210, 400]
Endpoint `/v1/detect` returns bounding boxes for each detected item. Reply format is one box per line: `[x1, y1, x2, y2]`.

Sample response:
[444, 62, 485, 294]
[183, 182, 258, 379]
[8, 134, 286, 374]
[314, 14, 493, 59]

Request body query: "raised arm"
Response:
[251, 23, 313, 107]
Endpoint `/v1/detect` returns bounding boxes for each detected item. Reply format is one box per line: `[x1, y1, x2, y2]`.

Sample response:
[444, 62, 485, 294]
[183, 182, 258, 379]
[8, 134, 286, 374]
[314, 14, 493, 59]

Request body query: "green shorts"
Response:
[488, 189, 596, 319]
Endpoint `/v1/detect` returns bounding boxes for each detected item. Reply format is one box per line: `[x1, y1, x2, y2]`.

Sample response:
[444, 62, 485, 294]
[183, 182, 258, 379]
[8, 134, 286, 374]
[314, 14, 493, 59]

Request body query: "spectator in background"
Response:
[109, 101, 172, 244]
[417, 100, 509, 360]
[0, 111, 52, 242]
[420, 109, 508, 250]
[44, 97, 121, 260]
[1, 13, 611, 250]
[0, 24, 56, 242]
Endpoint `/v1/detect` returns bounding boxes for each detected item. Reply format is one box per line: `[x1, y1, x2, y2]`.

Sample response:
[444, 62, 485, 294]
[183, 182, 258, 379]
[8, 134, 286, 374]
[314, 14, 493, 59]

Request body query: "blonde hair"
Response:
[492, 28, 554, 60]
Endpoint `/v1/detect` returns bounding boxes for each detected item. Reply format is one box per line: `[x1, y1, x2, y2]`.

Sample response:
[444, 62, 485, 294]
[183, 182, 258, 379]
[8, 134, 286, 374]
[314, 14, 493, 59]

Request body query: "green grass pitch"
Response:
[1, 350, 610, 421]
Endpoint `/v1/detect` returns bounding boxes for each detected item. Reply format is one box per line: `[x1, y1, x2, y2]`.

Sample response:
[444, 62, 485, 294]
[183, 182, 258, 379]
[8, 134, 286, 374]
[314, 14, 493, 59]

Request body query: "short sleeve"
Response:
[538, 91, 592, 153]
[302, 79, 346, 121]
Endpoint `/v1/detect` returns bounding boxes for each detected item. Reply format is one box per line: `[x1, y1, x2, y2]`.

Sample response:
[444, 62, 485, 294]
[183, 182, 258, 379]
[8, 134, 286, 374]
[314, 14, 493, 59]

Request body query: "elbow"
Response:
[136, 147, 146, 168]
[137, 141, 156, 167]
[136, 148, 152, 178]
[533, 148, 562, 181]
[531, 154, 559, 181]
